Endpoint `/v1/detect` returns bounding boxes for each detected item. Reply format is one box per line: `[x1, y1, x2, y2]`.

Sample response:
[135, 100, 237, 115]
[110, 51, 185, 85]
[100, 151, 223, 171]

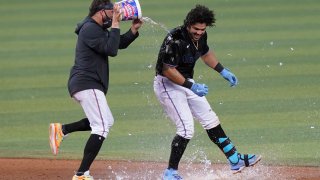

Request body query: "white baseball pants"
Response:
[154, 75, 220, 139]
[73, 89, 114, 138]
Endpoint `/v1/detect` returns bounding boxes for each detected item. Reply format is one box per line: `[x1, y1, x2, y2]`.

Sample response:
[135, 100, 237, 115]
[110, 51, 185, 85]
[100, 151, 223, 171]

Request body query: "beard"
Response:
[189, 32, 202, 41]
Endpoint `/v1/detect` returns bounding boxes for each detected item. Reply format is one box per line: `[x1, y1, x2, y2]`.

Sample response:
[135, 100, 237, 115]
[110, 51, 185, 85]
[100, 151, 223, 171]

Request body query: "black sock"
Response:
[62, 118, 91, 135]
[77, 134, 105, 174]
[168, 135, 190, 170]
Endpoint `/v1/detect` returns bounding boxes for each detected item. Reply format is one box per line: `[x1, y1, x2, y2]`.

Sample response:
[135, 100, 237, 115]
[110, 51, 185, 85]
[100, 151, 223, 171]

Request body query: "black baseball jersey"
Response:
[68, 16, 138, 96]
[155, 26, 209, 79]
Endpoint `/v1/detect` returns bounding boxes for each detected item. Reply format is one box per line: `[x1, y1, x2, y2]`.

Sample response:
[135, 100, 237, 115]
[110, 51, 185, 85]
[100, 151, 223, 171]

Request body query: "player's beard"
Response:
[193, 34, 201, 41]
[188, 31, 203, 42]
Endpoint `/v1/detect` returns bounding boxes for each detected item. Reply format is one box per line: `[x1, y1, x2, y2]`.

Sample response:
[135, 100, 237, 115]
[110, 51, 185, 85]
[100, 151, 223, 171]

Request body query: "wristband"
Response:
[214, 62, 224, 73]
[182, 79, 193, 89]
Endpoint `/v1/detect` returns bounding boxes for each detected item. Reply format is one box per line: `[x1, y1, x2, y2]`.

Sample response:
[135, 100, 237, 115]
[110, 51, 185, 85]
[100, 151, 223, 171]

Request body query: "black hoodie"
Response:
[68, 17, 139, 96]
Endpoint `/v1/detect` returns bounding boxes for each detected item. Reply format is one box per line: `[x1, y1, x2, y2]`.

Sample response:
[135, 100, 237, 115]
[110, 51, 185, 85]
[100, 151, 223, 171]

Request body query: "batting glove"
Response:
[190, 83, 208, 97]
[220, 68, 238, 87]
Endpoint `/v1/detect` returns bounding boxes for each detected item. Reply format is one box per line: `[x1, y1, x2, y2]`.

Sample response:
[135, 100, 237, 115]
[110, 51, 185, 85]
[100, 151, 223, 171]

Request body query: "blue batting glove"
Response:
[220, 68, 238, 87]
[190, 83, 208, 97]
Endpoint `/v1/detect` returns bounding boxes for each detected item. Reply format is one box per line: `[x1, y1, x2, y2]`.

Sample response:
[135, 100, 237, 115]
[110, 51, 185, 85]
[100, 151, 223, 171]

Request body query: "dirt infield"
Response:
[1, 158, 320, 180]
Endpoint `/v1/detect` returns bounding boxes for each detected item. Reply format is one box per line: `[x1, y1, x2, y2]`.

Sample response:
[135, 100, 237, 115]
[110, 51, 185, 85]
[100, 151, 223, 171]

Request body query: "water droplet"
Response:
[142, 17, 169, 33]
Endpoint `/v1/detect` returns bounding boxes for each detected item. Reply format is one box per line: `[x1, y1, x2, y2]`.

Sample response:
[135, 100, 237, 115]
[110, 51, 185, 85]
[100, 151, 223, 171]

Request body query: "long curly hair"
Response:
[183, 5, 216, 27]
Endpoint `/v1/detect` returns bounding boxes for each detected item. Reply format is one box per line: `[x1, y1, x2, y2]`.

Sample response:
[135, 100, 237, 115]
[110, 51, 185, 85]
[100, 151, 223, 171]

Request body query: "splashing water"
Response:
[142, 16, 170, 33]
[185, 149, 213, 175]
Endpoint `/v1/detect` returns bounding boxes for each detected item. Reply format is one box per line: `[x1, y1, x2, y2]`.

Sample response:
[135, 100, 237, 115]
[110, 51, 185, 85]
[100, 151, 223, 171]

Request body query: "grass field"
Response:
[0, 0, 319, 167]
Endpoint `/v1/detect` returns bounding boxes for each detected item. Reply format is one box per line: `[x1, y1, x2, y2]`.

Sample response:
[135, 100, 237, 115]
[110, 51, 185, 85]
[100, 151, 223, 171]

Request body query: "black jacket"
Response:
[68, 17, 139, 96]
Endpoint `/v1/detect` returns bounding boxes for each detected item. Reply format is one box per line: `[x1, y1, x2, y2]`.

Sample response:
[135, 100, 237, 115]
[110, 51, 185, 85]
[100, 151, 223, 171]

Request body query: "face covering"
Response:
[102, 10, 112, 30]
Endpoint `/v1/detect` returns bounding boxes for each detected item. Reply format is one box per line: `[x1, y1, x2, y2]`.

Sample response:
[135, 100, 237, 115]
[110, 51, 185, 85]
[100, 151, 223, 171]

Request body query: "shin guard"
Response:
[217, 137, 239, 164]
[206, 126, 239, 164]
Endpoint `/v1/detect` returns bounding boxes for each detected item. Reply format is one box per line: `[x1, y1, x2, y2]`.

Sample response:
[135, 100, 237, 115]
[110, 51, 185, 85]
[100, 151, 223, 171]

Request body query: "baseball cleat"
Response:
[49, 123, 65, 155]
[231, 153, 262, 174]
[163, 168, 183, 180]
[72, 171, 94, 180]
[72, 175, 94, 180]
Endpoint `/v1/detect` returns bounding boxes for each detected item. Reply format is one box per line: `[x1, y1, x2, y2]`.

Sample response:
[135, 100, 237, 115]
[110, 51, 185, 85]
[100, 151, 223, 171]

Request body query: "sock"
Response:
[168, 135, 190, 170]
[77, 134, 105, 173]
[62, 118, 91, 135]
[206, 125, 239, 164]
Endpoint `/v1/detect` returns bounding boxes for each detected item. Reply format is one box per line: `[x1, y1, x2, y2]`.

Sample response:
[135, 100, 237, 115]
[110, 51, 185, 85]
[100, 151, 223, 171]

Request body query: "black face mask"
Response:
[102, 11, 112, 30]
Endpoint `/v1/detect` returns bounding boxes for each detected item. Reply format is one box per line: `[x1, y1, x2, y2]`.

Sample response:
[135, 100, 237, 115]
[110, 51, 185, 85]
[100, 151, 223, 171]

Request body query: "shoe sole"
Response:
[72, 175, 94, 180]
[232, 155, 262, 174]
[49, 123, 58, 155]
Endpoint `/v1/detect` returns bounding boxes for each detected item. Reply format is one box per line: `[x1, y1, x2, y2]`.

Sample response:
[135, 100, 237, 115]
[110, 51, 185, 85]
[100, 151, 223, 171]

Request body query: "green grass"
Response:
[0, 0, 319, 167]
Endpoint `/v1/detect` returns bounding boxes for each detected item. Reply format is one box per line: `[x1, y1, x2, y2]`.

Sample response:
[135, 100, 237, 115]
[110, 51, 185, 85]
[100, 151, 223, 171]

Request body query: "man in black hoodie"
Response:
[49, 0, 142, 179]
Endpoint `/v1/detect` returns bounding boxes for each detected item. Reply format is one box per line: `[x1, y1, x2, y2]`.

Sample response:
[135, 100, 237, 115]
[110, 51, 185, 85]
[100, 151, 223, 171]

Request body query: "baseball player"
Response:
[49, 0, 142, 179]
[153, 5, 261, 179]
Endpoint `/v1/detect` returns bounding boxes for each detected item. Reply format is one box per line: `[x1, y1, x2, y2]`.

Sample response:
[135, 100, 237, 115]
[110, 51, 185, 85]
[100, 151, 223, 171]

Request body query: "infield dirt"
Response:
[1, 158, 320, 179]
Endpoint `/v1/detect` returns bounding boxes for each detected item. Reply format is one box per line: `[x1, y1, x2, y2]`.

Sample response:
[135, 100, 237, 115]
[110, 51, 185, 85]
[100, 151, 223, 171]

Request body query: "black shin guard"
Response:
[206, 124, 227, 143]
[77, 134, 105, 174]
[206, 125, 239, 164]
[168, 135, 190, 170]
[62, 118, 91, 134]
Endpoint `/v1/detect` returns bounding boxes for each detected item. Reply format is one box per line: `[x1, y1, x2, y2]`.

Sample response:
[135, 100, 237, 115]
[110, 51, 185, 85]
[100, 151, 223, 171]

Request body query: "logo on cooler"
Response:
[122, 1, 136, 20]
